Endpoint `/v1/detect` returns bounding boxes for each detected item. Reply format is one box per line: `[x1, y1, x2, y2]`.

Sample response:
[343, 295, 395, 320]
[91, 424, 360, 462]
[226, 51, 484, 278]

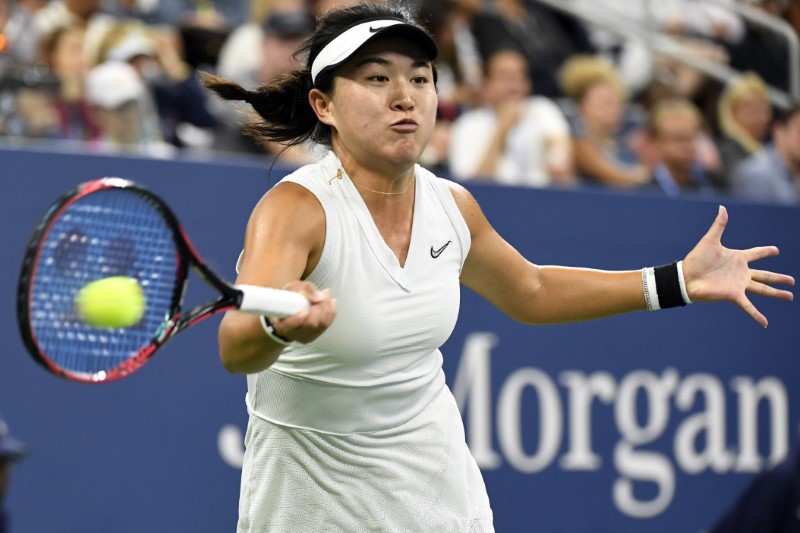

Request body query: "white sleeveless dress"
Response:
[236, 151, 494, 532]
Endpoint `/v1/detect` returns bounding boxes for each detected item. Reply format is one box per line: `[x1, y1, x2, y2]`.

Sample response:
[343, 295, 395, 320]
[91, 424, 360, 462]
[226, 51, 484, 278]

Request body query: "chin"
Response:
[386, 141, 425, 166]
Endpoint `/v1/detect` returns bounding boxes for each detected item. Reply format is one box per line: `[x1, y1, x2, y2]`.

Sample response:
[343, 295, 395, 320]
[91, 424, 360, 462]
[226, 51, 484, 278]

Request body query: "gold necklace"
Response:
[331, 168, 415, 196]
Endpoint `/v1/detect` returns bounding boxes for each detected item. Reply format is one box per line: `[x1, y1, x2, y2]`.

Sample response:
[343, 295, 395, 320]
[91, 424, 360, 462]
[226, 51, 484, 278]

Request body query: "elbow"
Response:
[217, 313, 280, 375]
[218, 337, 279, 375]
[218, 336, 252, 374]
[505, 265, 552, 325]
[218, 344, 249, 374]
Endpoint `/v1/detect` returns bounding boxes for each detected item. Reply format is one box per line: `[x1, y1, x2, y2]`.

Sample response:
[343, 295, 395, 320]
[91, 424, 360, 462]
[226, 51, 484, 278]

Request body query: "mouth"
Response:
[391, 119, 418, 132]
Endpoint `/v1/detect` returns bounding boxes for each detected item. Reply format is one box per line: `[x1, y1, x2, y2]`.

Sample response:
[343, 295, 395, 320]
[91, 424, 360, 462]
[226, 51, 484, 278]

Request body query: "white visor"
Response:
[310, 19, 438, 84]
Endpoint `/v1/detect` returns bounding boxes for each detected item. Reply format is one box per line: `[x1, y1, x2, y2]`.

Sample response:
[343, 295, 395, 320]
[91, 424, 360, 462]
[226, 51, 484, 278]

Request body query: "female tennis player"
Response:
[206, 3, 794, 531]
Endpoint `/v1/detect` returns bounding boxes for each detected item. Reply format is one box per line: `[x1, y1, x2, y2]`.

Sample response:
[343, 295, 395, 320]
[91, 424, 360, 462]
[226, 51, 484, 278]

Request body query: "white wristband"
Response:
[642, 266, 661, 311]
[259, 315, 292, 346]
[676, 260, 692, 304]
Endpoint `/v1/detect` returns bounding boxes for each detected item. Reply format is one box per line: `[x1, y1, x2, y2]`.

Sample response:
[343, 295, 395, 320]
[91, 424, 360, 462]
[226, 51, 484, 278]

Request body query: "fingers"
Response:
[281, 280, 322, 301]
[751, 269, 796, 287]
[703, 205, 728, 244]
[748, 280, 795, 301]
[744, 246, 780, 263]
[736, 294, 768, 328]
[272, 281, 336, 343]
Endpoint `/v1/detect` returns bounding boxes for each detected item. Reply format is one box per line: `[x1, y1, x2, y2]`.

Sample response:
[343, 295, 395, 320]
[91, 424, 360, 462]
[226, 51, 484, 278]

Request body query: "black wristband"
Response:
[654, 262, 687, 309]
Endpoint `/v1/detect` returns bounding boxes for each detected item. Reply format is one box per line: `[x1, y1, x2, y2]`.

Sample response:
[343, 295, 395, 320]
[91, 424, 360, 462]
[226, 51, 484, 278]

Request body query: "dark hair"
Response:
[773, 103, 800, 127]
[202, 2, 428, 150]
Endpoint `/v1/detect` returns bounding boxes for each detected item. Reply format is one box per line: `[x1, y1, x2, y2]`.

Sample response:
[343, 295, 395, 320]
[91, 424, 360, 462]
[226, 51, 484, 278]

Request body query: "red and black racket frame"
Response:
[17, 178, 243, 383]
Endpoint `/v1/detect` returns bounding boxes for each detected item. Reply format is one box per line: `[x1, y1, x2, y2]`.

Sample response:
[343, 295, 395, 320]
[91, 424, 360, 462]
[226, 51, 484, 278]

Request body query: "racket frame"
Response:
[17, 178, 244, 383]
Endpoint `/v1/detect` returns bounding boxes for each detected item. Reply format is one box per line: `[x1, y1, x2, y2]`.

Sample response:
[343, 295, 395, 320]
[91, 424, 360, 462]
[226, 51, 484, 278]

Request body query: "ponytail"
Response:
[200, 70, 333, 149]
[201, 2, 425, 150]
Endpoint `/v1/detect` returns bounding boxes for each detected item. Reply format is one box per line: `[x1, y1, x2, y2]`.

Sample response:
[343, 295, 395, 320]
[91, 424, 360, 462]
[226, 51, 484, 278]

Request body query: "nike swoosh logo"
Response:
[430, 241, 452, 259]
[369, 26, 382, 33]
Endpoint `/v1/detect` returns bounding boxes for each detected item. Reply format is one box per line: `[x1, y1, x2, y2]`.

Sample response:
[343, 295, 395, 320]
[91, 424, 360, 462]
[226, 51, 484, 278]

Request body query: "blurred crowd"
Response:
[0, 0, 798, 204]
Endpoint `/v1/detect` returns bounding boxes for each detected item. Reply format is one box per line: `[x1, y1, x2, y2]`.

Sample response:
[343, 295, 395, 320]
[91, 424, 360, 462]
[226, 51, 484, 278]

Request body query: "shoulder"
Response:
[251, 181, 323, 232]
[247, 162, 327, 249]
[527, 96, 562, 114]
[416, 166, 479, 218]
[440, 179, 486, 234]
[527, 97, 567, 123]
[452, 106, 492, 127]
[734, 149, 778, 179]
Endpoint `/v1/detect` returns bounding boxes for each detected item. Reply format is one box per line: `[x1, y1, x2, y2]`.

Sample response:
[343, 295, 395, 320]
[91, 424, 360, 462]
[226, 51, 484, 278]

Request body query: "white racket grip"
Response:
[235, 285, 310, 318]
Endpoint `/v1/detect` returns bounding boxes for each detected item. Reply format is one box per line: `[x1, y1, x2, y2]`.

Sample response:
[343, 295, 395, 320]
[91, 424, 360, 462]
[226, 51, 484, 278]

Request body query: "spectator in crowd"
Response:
[470, 0, 594, 98]
[418, 0, 482, 113]
[0, 418, 27, 533]
[731, 104, 800, 205]
[217, 9, 312, 89]
[145, 0, 248, 29]
[2, 81, 61, 139]
[572, 0, 744, 97]
[0, 0, 47, 65]
[157, 0, 249, 71]
[710, 445, 800, 533]
[102, 0, 247, 27]
[98, 20, 218, 149]
[417, 0, 482, 171]
[449, 48, 574, 187]
[726, 0, 792, 95]
[213, 9, 317, 165]
[716, 72, 773, 188]
[559, 54, 650, 188]
[38, 24, 101, 141]
[85, 60, 173, 156]
[35, 0, 116, 65]
[646, 97, 719, 197]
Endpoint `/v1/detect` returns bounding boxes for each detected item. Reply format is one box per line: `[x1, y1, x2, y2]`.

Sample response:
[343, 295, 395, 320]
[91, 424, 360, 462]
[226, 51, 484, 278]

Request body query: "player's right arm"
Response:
[218, 182, 336, 374]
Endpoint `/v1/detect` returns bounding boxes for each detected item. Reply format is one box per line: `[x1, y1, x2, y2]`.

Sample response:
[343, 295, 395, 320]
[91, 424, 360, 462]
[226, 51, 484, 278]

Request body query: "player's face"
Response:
[321, 37, 438, 172]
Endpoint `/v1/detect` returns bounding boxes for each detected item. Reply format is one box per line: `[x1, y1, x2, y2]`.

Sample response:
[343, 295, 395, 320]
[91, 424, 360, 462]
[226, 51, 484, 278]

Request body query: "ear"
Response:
[308, 88, 335, 128]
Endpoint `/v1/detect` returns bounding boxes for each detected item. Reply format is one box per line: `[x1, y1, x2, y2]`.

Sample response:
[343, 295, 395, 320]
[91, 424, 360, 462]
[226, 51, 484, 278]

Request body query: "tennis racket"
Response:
[17, 177, 309, 383]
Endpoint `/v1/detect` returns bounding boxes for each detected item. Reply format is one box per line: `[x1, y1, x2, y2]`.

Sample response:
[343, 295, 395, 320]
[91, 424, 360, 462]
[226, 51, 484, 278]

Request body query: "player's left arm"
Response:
[451, 183, 794, 326]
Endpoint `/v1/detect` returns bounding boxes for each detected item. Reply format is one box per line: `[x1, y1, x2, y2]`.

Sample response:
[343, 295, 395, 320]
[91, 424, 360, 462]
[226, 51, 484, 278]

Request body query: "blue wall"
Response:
[0, 147, 798, 532]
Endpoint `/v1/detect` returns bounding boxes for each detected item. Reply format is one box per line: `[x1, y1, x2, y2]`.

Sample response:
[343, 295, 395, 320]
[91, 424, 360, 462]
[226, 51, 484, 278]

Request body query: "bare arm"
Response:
[453, 183, 644, 324]
[452, 184, 794, 326]
[217, 183, 336, 374]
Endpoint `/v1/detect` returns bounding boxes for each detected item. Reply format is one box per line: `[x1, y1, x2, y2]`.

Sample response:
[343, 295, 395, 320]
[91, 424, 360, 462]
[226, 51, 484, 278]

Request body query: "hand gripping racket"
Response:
[17, 178, 309, 383]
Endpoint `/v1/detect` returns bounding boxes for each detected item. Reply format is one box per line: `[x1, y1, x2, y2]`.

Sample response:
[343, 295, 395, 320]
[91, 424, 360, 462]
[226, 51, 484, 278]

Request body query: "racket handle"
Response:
[235, 285, 311, 318]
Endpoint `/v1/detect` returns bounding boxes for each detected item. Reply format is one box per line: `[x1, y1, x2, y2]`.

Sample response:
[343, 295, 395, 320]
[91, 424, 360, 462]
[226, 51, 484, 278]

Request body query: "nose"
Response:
[392, 81, 415, 112]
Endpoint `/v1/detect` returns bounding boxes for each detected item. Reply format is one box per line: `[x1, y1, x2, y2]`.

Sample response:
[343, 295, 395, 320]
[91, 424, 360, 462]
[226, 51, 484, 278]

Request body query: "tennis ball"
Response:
[76, 276, 145, 328]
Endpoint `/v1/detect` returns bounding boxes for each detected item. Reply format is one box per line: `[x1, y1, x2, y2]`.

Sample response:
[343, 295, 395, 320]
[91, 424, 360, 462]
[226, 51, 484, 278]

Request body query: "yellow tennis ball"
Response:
[76, 276, 145, 328]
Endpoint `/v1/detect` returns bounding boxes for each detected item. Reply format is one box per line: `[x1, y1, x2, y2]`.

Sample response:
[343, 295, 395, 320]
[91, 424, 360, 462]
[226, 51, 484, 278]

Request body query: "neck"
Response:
[584, 117, 613, 140]
[332, 143, 416, 196]
[665, 163, 693, 186]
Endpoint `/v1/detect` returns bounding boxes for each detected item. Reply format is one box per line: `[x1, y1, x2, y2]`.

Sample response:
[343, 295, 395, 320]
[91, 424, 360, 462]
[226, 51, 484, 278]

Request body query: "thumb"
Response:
[704, 205, 728, 243]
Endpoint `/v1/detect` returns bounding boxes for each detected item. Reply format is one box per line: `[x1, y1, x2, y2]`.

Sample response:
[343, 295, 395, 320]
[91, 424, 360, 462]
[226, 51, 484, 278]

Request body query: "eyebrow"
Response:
[354, 56, 431, 70]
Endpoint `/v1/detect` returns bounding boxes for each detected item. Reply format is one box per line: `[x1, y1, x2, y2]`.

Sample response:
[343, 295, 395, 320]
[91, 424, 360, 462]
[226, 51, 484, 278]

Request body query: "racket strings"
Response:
[29, 188, 180, 378]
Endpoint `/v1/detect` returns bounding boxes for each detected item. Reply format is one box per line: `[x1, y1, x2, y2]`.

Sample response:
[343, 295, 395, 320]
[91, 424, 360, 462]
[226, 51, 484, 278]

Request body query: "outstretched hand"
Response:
[682, 206, 795, 327]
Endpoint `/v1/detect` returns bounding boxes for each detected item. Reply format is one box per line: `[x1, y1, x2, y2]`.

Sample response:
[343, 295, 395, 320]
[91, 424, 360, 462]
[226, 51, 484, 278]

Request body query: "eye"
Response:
[368, 74, 389, 82]
[412, 75, 429, 84]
